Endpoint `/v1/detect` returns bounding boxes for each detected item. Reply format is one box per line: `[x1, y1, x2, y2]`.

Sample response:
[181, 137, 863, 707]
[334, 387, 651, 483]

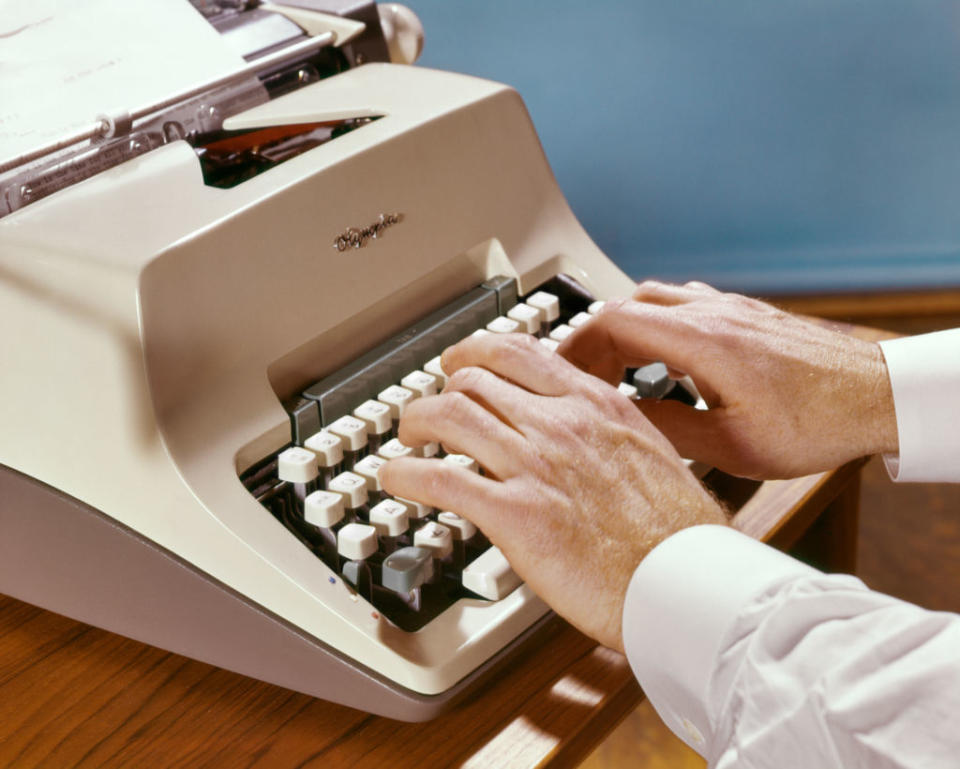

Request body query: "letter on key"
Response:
[414, 521, 453, 561]
[277, 447, 318, 484]
[304, 490, 345, 529]
[327, 415, 368, 452]
[353, 454, 386, 494]
[370, 498, 409, 538]
[303, 430, 344, 470]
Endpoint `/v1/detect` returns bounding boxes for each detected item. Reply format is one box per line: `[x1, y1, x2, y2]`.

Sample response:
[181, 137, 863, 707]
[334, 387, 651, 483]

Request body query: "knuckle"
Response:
[599, 297, 628, 316]
[633, 279, 664, 297]
[494, 331, 539, 362]
[442, 388, 475, 419]
[446, 366, 489, 394]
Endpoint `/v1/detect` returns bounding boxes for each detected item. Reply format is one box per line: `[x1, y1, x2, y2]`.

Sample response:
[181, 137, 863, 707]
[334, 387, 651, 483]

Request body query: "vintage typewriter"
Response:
[0, 1, 700, 720]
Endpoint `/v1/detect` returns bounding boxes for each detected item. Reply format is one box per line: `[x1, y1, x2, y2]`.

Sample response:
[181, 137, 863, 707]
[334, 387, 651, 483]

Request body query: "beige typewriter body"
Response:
[0, 63, 636, 719]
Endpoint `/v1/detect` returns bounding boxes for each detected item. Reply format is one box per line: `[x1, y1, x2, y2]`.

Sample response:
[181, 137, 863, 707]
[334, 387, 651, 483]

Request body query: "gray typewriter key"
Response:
[341, 560, 373, 602]
[382, 546, 434, 611]
[633, 362, 675, 400]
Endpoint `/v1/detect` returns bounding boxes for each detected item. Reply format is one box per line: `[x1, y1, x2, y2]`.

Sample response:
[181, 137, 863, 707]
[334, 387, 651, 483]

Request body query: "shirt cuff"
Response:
[621, 525, 818, 755]
[878, 329, 960, 482]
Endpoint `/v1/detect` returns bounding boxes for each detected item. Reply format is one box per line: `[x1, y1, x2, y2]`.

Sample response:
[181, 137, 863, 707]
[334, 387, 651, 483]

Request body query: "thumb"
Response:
[636, 399, 743, 473]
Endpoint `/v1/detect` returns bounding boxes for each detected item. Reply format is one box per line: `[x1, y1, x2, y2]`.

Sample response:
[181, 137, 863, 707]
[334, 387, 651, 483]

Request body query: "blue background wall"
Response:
[411, 1, 960, 293]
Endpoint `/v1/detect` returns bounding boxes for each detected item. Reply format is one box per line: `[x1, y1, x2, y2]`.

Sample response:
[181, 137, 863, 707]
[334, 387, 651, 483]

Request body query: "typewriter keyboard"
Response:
[240, 275, 695, 631]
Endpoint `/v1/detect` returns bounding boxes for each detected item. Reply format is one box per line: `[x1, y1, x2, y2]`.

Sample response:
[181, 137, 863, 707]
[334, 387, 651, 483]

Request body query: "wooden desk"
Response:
[0, 458, 865, 769]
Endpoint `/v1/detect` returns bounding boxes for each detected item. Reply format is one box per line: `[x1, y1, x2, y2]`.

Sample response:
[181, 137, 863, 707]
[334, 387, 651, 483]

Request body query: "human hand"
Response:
[379, 332, 727, 653]
[559, 281, 898, 479]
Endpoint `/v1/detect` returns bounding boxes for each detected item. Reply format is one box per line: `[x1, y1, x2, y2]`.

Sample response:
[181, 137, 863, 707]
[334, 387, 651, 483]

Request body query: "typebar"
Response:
[302, 276, 518, 427]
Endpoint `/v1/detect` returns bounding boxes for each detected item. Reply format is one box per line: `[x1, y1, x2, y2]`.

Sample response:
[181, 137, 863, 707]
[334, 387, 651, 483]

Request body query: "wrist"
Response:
[861, 342, 899, 456]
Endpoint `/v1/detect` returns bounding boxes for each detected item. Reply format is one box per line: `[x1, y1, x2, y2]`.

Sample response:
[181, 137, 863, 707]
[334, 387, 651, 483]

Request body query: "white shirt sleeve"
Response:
[878, 329, 960, 482]
[623, 525, 960, 769]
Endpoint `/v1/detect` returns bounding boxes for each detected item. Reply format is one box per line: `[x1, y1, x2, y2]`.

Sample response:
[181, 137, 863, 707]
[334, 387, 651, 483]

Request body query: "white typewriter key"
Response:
[526, 291, 561, 323]
[353, 454, 386, 493]
[548, 323, 575, 342]
[303, 430, 344, 468]
[353, 400, 392, 437]
[304, 490, 345, 528]
[443, 453, 479, 473]
[338, 523, 378, 561]
[370, 499, 410, 537]
[437, 511, 477, 541]
[329, 471, 369, 509]
[327, 415, 368, 452]
[568, 311, 592, 329]
[588, 300, 606, 315]
[378, 384, 416, 419]
[462, 546, 522, 600]
[539, 337, 560, 352]
[414, 521, 454, 561]
[486, 316, 521, 334]
[424, 356, 448, 388]
[471, 328, 492, 338]
[507, 302, 540, 334]
[417, 441, 439, 458]
[401, 370, 438, 398]
[396, 496, 434, 520]
[618, 382, 639, 400]
[378, 438, 414, 460]
[277, 447, 319, 484]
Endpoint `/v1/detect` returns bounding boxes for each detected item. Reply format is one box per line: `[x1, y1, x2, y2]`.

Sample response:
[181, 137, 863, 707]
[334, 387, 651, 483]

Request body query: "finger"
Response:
[555, 321, 626, 385]
[396, 387, 528, 479]
[441, 332, 575, 396]
[379, 456, 506, 533]
[636, 399, 750, 473]
[631, 279, 721, 305]
[442, 364, 558, 433]
[559, 299, 722, 399]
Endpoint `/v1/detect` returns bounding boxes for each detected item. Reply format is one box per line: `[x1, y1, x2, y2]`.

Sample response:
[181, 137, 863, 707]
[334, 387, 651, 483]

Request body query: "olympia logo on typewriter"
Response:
[333, 213, 404, 251]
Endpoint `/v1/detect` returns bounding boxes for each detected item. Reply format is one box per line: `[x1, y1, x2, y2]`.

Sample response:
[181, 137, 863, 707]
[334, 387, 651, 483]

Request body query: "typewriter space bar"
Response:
[302, 276, 517, 426]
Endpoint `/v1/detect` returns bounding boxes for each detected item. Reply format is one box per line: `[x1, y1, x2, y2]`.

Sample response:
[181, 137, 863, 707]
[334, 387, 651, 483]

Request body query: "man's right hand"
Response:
[559, 281, 899, 479]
